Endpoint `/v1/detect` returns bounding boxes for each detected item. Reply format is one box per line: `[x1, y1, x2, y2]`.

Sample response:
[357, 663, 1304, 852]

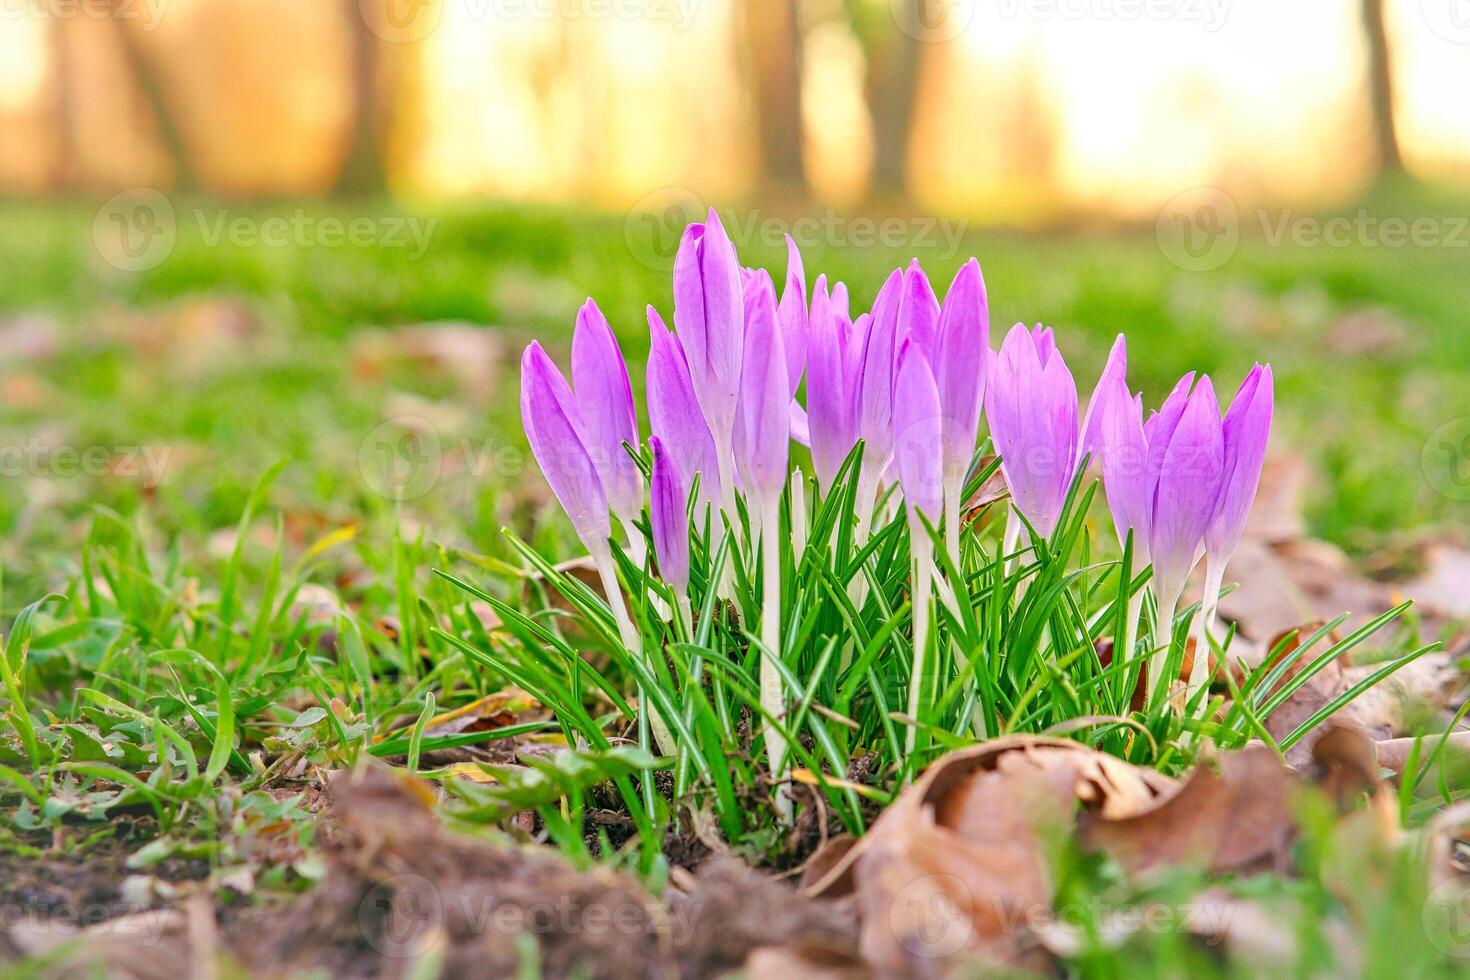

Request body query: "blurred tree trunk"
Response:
[743, 0, 805, 193]
[335, 0, 387, 195]
[49, 15, 76, 190]
[1360, 0, 1402, 173]
[859, 2, 922, 198]
[107, 2, 194, 189]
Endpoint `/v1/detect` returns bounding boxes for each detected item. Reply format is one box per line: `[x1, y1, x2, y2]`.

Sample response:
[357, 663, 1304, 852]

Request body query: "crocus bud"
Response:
[806, 275, 858, 491]
[520, 342, 610, 553]
[673, 209, 744, 449]
[734, 272, 790, 503]
[893, 342, 944, 532]
[1206, 364, 1273, 563]
[649, 436, 690, 593]
[1079, 334, 1127, 466]
[1097, 375, 1152, 562]
[933, 259, 989, 496]
[572, 299, 642, 523]
[986, 323, 1079, 538]
[778, 235, 807, 399]
[897, 259, 940, 356]
[854, 268, 905, 476]
[1148, 376, 1224, 603]
[646, 307, 721, 516]
[831, 281, 851, 321]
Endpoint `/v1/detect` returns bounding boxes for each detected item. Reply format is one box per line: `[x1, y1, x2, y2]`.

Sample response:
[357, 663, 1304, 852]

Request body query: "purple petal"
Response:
[1097, 374, 1152, 560]
[778, 235, 807, 398]
[806, 276, 856, 490]
[893, 342, 944, 528]
[646, 307, 721, 512]
[1144, 371, 1197, 484]
[649, 436, 690, 592]
[1149, 376, 1224, 600]
[855, 268, 905, 475]
[830, 281, 851, 321]
[672, 211, 744, 444]
[987, 324, 1077, 537]
[1031, 324, 1057, 366]
[1206, 363, 1273, 561]
[1079, 334, 1127, 466]
[572, 299, 642, 522]
[735, 272, 789, 501]
[897, 259, 940, 357]
[520, 342, 610, 552]
[934, 258, 989, 486]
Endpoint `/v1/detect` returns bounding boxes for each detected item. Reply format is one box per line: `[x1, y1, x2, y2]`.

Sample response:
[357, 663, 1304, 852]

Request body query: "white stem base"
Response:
[906, 535, 934, 759]
[758, 496, 791, 824]
[594, 550, 676, 755]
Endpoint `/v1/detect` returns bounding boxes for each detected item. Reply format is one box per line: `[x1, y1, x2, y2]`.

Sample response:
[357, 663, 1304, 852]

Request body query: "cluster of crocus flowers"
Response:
[520, 208, 1272, 787]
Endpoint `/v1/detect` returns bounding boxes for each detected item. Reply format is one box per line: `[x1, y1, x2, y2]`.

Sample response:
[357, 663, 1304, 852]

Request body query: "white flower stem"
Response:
[1186, 557, 1227, 707]
[943, 478, 963, 573]
[758, 494, 791, 823]
[1001, 508, 1021, 576]
[1122, 588, 1142, 673]
[906, 534, 934, 759]
[618, 514, 668, 620]
[593, 548, 675, 755]
[790, 471, 807, 559]
[1147, 587, 1181, 711]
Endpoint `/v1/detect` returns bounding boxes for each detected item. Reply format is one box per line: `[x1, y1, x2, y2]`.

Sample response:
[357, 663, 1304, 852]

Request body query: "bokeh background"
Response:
[0, 0, 1467, 602]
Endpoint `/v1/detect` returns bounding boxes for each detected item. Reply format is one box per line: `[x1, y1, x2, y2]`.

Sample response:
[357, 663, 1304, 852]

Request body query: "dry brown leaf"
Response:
[1079, 746, 1296, 875]
[349, 322, 506, 402]
[1401, 543, 1470, 621]
[804, 737, 1171, 972]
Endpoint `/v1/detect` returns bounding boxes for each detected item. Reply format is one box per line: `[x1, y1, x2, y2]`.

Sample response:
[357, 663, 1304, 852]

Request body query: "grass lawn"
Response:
[0, 186, 1467, 975]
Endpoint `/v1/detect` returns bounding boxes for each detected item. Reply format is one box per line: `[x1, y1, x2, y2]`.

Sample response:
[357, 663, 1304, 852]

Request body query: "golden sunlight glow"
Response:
[1, 0, 1468, 208]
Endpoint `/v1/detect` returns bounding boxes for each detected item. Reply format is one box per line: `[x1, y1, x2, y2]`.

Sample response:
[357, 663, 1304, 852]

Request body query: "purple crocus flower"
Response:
[1206, 364, 1274, 563]
[1097, 375, 1153, 561]
[933, 259, 989, 516]
[854, 268, 905, 480]
[648, 436, 690, 593]
[805, 275, 858, 491]
[1079, 334, 1127, 466]
[673, 209, 744, 454]
[646, 307, 721, 516]
[892, 342, 944, 532]
[986, 323, 1079, 538]
[1148, 376, 1225, 605]
[734, 271, 790, 503]
[520, 342, 610, 553]
[571, 299, 642, 524]
[778, 235, 807, 399]
[831, 281, 850, 321]
[897, 259, 940, 357]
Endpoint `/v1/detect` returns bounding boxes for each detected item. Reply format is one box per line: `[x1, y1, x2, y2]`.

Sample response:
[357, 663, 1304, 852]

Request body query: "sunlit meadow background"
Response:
[0, 0, 1468, 603]
[0, 2, 1467, 973]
